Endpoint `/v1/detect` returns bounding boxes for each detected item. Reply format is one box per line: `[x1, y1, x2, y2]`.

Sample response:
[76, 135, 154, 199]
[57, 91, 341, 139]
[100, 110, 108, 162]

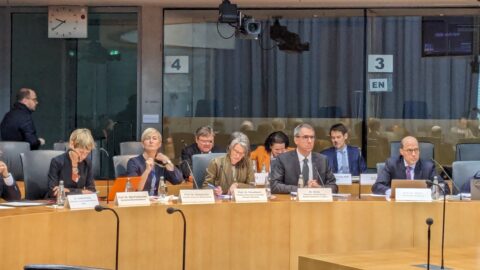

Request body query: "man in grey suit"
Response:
[270, 123, 338, 194]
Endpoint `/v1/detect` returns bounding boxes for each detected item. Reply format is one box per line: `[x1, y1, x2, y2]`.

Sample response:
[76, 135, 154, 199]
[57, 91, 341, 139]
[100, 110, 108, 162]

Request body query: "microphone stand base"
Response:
[413, 264, 453, 270]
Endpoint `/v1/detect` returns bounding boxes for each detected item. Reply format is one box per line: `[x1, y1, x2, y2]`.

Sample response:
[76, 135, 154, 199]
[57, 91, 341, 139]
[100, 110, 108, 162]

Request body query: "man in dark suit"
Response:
[321, 123, 366, 176]
[0, 160, 21, 201]
[372, 136, 449, 196]
[1, 88, 45, 150]
[179, 126, 223, 179]
[270, 123, 337, 194]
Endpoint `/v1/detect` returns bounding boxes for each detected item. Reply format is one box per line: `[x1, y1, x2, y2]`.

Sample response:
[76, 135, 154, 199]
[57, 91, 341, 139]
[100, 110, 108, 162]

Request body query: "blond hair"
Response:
[69, 128, 95, 150]
[141, 127, 162, 142]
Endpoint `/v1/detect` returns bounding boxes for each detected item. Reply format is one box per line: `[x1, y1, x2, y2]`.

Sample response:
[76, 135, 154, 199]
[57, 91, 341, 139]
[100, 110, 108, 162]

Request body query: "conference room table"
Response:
[1, 190, 479, 270]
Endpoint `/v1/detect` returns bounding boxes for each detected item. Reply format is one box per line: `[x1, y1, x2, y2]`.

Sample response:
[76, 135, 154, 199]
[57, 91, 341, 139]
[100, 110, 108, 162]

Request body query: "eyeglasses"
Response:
[296, 135, 315, 141]
[198, 139, 213, 145]
[403, 148, 419, 154]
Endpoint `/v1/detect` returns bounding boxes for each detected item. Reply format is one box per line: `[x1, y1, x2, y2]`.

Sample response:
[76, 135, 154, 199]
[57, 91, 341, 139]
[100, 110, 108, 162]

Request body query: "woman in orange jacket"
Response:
[250, 131, 291, 173]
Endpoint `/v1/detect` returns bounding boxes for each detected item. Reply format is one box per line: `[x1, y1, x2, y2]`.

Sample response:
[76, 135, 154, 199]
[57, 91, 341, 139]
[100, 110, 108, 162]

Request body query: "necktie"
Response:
[406, 166, 413, 180]
[302, 158, 309, 182]
[341, 151, 348, 173]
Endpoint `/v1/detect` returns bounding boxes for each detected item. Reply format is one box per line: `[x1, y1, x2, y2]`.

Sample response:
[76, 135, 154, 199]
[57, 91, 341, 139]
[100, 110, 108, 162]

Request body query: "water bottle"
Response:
[431, 176, 440, 200]
[261, 164, 267, 173]
[125, 177, 133, 192]
[265, 176, 271, 199]
[158, 176, 166, 199]
[57, 180, 66, 206]
[252, 160, 257, 173]
[297, 174, 304, 189]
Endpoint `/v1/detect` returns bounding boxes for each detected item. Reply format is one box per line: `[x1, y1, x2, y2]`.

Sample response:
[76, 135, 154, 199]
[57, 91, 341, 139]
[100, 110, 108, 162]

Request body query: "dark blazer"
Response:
[47, 152, 96, 198]
[321, 145, 367, 176]
[270, 150, 338, 194]
[0, 176, 21, 201]
[127, 155, 182, 195]
[179, 143, 223, 178]
[0, 102, 41, 150]
[372, 156, 449, 195]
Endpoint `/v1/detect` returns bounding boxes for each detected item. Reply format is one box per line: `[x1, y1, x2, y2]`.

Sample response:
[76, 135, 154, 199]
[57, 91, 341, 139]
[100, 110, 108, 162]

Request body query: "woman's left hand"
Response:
[228, 182, 239, 195]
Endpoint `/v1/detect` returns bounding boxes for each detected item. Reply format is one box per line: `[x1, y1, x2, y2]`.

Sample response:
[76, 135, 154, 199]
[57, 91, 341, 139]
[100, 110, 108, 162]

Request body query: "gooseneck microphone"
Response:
[313, 165, 326, 187]
[98, 147, 111, 203]
[167, 207, 186, 270]
[426, 180, 447, 270]
[426, 217, 434, 270]
[95, 205, 120, 270]
[431, 158, 461, 198]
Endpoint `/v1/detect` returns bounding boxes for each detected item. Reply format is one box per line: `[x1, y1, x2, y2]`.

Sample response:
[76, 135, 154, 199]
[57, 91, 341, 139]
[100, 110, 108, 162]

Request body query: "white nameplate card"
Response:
[254, 172, 269, 185]
[115, 191, 151, 207]
[233, 188, 267, 203]
[334, 173, 352, 185]
[360, 174, 377, 185]
[297, 188, 333, 202]
[179, 189, 215, 204]
[65, 194, 99, 210]
[395, 188, 432, 202]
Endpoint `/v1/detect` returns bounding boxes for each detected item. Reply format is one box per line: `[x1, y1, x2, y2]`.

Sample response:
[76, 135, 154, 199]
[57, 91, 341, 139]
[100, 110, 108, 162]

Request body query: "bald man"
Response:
[372, 136, 449, 196]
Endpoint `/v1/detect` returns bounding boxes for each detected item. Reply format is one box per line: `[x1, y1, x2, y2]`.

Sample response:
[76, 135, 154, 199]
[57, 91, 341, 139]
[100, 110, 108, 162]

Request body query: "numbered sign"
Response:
[368, 55, 393, 73]
[165, 56, 189, 74]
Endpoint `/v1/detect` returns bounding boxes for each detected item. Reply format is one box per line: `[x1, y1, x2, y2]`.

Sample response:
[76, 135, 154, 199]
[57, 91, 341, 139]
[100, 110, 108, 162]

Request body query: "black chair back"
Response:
[21, 150, 64, 200]
[0, 141, 30, 180]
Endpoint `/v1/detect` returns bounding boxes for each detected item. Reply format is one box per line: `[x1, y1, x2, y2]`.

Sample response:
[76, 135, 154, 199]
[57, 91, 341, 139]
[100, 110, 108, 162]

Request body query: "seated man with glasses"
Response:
[179, 126, 223, 179]
[372, 136, 449, 196]
[270, 123, 338, 194]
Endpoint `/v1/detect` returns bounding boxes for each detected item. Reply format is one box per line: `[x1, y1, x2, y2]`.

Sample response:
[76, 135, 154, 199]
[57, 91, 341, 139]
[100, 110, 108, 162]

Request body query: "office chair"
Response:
[112, 155, 136, 178]
[192, 153, 225, 188]
[119, 141, 143, 155]
[0, 141, 30, 180]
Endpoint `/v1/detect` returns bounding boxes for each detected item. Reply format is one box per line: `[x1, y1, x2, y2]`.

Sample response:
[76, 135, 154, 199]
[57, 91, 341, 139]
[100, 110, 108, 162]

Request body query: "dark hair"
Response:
[329, 123, 348, 135]
[16, 88, 32, 102]
[264, 131, 289, 152]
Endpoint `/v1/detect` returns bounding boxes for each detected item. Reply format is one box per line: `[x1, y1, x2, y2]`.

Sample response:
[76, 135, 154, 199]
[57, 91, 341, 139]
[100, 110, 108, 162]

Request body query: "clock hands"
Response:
[51, 19, 66, 31]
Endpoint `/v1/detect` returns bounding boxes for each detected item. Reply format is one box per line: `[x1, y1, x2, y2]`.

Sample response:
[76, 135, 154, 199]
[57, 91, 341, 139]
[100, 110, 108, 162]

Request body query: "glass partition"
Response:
[163, 9, 366, 164]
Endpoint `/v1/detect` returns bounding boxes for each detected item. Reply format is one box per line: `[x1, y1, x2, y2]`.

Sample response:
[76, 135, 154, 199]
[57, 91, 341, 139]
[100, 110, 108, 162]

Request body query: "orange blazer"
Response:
[250, 146, 294, 173]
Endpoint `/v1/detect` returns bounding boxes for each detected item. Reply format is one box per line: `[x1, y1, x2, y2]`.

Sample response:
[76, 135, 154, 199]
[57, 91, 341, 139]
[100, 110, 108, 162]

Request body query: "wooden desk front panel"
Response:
[1, 198, 480, 270]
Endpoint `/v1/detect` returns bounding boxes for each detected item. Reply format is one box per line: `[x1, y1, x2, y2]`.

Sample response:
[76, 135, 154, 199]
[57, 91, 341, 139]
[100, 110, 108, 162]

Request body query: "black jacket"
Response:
[0, 102, 41, 150]
[0, 176, 21, 201]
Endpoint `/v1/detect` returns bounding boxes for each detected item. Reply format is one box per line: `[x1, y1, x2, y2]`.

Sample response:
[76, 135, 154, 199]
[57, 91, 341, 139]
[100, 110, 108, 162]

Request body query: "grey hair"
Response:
[195, 125, 215, 138]
[293, 123, 315, 137]
[229, 134, 250, 154]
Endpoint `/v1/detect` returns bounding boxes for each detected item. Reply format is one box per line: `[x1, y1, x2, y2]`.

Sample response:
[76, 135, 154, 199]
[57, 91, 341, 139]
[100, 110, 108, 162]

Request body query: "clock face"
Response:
[48, 6, 88, 39]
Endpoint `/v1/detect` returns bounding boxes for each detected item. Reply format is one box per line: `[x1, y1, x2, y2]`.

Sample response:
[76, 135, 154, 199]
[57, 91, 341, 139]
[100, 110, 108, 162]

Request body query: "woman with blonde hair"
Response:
[204, 133, 254, 195]
[48, 128, 96, 198]
[127, 128, 182, 195]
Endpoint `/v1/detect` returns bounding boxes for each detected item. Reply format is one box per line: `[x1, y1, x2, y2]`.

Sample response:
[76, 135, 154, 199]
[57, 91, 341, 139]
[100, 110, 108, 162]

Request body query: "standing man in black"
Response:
[1, 88, 45, 150]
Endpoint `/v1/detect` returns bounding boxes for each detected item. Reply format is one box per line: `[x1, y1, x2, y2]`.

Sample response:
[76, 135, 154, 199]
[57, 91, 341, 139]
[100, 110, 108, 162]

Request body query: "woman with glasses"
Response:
[204, 133, 254, 195]
[48, 128, 96, 198]
[126, 128, 182, 195]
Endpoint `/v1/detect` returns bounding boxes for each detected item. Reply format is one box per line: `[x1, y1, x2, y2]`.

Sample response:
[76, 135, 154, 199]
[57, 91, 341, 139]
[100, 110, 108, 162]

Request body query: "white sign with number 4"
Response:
[165, 56, 189, 74]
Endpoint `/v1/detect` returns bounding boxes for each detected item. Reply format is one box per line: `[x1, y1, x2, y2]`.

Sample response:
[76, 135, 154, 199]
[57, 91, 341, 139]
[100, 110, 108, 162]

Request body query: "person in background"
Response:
[270, 123, 337, 194]
[0, 160, 21, 201]
[250, 131, 290, 173]
[372, 136, 450, 196]
[204, 134, 254, 196]
[321, 123, 366, 176]
[1, 88, 45, 150]
[127, 128, 182, 195]
[48, 128, 96, 198]
[179, 126, 222, 179]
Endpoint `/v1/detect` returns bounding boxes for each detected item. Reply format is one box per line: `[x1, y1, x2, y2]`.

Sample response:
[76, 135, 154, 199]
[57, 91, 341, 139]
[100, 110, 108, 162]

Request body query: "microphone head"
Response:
[166, 207, 177, 214]
[426, 217, 434, 225]
[94, 205, 104, 212]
